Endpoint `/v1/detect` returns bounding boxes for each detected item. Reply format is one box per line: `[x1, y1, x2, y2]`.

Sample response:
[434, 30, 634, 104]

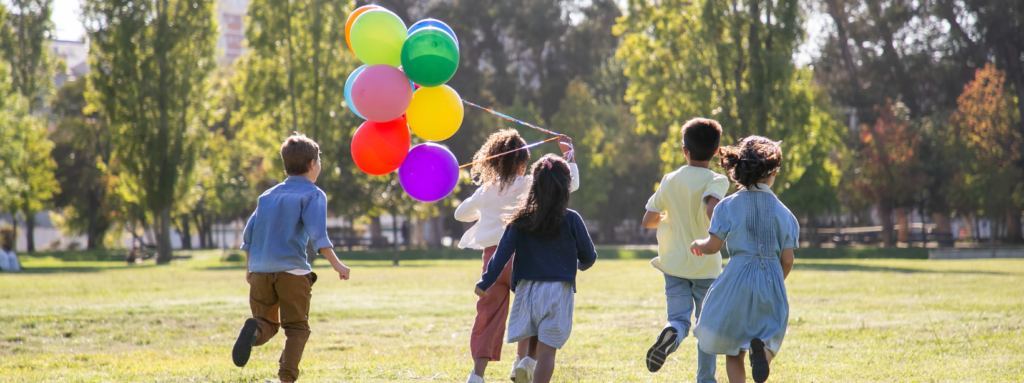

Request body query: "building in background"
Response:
[217, 0, 248, 64]
[49, 40, 89, 89]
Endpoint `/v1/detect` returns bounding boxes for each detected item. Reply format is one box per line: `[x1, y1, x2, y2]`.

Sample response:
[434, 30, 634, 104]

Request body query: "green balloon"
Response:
[351, 10, 407, 67]
[401, 28, 459, 87]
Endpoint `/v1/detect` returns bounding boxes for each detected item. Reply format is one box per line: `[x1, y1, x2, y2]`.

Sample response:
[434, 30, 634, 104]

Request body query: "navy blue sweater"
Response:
[477, 209, 598, 292]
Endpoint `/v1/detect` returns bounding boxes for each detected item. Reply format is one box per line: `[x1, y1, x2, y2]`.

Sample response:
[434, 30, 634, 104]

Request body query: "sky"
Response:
[52, 0, 85, 41]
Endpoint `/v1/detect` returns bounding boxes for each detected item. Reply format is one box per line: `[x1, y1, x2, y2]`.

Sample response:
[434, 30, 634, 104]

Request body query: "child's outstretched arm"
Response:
[475, 225, 518, 297]
[320, 247, 351, 281]
[690, 234, 724, 256]
[454, 187, 483, 222]
[642, 211, 663, 229]
[780, 248, 794, 279]
[573, 213, 598, 271]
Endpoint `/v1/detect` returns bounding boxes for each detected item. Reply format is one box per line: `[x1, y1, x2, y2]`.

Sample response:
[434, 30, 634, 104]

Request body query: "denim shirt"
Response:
[241, 176, 334, 273]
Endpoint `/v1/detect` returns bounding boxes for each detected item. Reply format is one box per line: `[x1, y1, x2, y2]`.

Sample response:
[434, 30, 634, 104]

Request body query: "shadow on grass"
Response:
[18, 265, 161, 274]
[793, 262, 1018, 275]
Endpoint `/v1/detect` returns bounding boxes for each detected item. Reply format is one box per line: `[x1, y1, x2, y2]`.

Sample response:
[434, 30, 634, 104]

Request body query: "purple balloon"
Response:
[399, 143, 459, 202]
[351, 64, 413, 122]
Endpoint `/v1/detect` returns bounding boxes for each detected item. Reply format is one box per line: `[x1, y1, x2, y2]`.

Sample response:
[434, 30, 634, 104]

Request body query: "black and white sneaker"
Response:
[749, 338, 770, 383]
[645, 326, 678, 372]
[232, 318, 258, 367]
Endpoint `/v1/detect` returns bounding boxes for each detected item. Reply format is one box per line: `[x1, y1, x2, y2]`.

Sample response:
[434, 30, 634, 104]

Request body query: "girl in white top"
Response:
[457, 129, 579, 383]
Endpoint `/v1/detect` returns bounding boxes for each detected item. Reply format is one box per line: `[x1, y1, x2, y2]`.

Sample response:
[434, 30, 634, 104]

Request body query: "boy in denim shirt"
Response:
[232, 134, 351, 383]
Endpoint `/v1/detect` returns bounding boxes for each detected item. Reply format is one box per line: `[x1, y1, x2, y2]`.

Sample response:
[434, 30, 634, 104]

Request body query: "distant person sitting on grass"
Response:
[0, 242, 21, 272]
[232, 133, 351, 383]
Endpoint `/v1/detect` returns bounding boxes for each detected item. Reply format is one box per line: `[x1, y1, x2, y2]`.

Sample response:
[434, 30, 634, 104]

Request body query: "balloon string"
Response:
[462, 99, 561, 136]
[459, 137, 560, 169]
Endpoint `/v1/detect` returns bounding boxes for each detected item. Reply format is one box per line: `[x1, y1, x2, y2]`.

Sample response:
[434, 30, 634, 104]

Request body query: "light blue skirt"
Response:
[693, 255, 788, 356]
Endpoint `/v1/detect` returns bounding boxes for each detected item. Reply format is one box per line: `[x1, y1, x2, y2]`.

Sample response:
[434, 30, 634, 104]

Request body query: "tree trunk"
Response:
[392, 213, 400, 266]
[823, 0, 862, 100]
[932, 212, 953, 247]
[1006, 208, 1022, 244]
[179, 216, 192, 250]
[156, 207, 173, 264]
[25, 210, 35, 253]
[194, 213, 206, 249]
[896, 207, 910, 244]
[87, 197, 101, 250]
[369, 216, 384, 248]
[879, 202, 895, 247]
[808, 214, 820, 248]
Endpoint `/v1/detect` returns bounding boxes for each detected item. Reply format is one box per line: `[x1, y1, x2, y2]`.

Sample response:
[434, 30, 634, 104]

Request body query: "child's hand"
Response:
[557, 135, 573, 153]
[475, 286, 487, 297]
[335, 264, 351, 281]
[690, 241, 704, 256]
[246, 271, 252, 284]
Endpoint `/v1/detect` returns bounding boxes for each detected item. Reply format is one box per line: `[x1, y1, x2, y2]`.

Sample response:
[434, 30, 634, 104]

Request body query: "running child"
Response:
[474, 154, 597, 383]
[641, 118, 729, 381]
[231, 134, 352, 383]
[455, 129, 579, 383]
[690, 136, 798, 383]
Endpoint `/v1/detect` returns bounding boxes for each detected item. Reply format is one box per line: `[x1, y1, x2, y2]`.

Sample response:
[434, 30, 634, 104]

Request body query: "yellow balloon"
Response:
[407, 85, 464, 141]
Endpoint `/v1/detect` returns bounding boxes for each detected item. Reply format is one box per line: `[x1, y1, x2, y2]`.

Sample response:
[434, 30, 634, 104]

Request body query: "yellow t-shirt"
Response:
[646, 166, 730, 279]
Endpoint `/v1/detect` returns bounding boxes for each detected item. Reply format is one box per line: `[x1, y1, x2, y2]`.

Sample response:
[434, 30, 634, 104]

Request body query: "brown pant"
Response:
[470, 246, 514, 361]
[250, 272, 316, 382]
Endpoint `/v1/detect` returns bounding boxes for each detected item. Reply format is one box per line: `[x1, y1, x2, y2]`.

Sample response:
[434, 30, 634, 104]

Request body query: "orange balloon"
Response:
[346, 5, 381, 55]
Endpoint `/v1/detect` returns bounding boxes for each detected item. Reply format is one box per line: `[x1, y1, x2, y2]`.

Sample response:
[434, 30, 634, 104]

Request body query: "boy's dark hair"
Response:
[507, 154, 572, 239]
[681, 118, 723, 161]
[719, 136, 783, 190]
[280, 133, 321, 175]
[471, 129, 530, 192]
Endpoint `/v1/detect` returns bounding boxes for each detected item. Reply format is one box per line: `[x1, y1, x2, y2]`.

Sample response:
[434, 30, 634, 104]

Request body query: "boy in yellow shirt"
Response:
[642, 118, 729, 382]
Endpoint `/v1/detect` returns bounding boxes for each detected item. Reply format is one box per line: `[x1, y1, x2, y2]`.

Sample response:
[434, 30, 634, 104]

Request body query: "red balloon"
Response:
[351, 117, 410, 175]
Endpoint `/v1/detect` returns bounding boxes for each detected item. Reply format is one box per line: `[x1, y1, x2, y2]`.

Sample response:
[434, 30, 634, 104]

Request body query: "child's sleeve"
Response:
[240, 209, 257, 251]
[568, 163, 581, 192]
[782, 211, 800, 249]
[454, 186, 484, 222]
[645, 176, 668, 213]
[708, 200, 731, 239]
[301, 191, 335, 251]
[477, 225, 518, 291]
[703, 175, 729, 203]
[573, 212, 598, 271]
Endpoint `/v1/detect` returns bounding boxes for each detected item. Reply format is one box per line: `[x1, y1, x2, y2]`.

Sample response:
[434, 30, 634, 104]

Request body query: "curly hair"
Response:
[470, 129, 530, 192]
[719, 136, 783, 190]
[507, 154, 573, 239]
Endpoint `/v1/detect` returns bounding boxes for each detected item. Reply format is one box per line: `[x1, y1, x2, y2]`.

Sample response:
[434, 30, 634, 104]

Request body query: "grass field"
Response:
[1, 250, 1022, 382]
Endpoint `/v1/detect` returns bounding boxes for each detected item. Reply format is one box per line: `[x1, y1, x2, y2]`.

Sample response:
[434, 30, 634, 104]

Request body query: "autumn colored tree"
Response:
[950, 64, 1023, 243]
[854, 100, 924, 246]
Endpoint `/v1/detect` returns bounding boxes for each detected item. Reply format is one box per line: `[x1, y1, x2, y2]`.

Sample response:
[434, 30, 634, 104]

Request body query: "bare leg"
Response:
[532, 341, 558, 383]
[726, 352, 746, 383]
[473, 357, 489, 378]
[517, 339, 529, 360]
[526, 336, 539, 360]
[765, 346, 774, 365]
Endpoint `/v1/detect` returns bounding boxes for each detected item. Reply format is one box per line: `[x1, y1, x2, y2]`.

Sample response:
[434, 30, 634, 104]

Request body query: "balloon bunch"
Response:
[345, 5, 464, 202]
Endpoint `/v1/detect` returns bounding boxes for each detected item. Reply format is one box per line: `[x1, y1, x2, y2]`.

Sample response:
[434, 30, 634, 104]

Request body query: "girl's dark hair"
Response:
[507, 154, 572, 239]
[471, 129, 530, 192]
[719, 136, 783, 190]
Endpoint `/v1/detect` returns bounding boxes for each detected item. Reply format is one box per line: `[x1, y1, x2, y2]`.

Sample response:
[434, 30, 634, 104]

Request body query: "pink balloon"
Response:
[351, 64, 413, 122]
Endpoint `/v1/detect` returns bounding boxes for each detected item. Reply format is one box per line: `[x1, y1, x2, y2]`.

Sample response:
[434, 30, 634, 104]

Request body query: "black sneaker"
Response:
[750, 338, 770, 383]
[232, 318, 258, 367]
[645, 326, 678, 372]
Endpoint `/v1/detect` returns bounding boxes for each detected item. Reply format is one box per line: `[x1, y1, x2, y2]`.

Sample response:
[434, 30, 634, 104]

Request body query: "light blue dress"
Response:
[693, 183, 799, 356]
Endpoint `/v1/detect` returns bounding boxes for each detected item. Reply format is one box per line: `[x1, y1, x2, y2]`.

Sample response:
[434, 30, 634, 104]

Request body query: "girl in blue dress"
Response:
[689, 136, 798, 383]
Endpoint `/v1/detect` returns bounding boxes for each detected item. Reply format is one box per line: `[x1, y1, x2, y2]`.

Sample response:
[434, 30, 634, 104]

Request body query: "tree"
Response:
[950, 64, 1022, 243]
[84, 0, 217, 263]
[616, 0, 845, 233]
[49, 78, 118, 249]
[854, 100, 925, 246]
[0, 0, 55, 113]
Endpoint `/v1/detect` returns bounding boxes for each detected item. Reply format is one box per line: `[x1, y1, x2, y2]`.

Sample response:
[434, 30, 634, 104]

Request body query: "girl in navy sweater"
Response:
[475, 154, 598, 383]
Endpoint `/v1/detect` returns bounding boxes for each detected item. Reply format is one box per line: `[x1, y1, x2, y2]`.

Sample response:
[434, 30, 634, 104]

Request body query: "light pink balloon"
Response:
[351, 64, 413, 122]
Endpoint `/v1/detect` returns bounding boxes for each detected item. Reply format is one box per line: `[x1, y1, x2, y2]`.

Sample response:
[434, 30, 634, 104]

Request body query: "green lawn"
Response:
[1, 250, 1022, 382]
